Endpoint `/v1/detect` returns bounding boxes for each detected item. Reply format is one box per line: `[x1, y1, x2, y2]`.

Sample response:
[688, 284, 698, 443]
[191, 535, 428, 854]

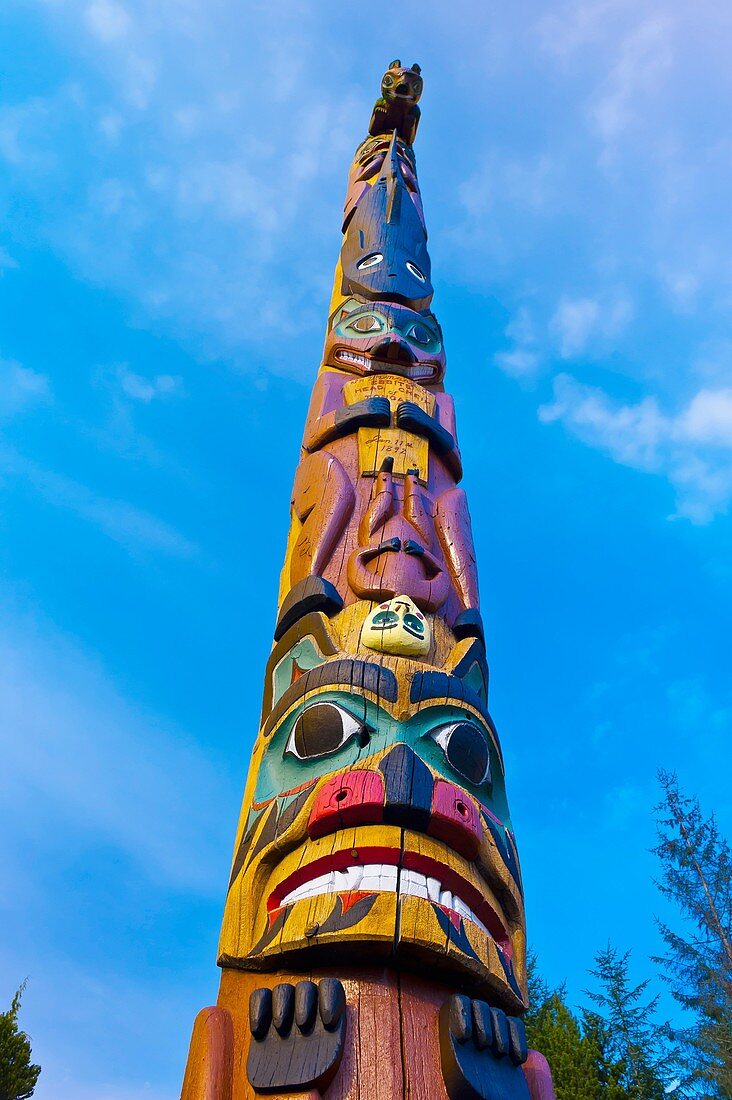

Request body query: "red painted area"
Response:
[268, 846, 399, 912]
[402, 850, 512, 958]
[436, 903, 462, 931]
[307, 769, 385, 839]
[266, 842, 512, 958]
[339, 890, 373, 914]
[427, 779, 482, 860]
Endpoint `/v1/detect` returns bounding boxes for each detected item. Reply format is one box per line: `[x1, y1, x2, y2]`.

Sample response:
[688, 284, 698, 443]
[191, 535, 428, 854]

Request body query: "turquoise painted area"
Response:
[252, 688, 513, 831]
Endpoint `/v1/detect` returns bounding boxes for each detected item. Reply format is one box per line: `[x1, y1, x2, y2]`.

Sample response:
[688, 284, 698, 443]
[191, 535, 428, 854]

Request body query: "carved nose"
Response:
[427, 779, 481, 859]
[306, 746, 482, 860]
[371, 335, 417, 364]
[308, 770, 385, 839]
[379, 743, 432, 832]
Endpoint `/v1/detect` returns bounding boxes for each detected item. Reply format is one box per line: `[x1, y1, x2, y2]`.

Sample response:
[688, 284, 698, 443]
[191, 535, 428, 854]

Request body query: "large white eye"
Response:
[430, 721, 491, 787]
[406, 261, 426, 282]
[286, 703, 368, 761]
[357, 252, 384, 270]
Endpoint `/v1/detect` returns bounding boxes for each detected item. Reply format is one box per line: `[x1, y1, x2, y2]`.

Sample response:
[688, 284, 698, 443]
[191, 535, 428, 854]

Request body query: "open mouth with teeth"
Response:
[267, 844, 512, 959]
[334, 348, 437, 380]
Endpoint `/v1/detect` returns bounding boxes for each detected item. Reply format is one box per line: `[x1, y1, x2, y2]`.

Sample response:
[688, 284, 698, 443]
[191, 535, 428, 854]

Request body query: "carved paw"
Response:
[337, 396, 391, 432]
[396, 401, 454, 453]
[439, 994, 530, 1100]
[247, 979, 346, 1094]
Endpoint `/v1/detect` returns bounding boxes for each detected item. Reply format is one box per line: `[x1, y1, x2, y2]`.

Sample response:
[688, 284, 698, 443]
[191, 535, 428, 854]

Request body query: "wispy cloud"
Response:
[0, 446, 197, 557]
[117, 366, 182, 403]
[539, 374, 732, 521]
[0, 359, 50, 417]
[0, 602, 234, 892]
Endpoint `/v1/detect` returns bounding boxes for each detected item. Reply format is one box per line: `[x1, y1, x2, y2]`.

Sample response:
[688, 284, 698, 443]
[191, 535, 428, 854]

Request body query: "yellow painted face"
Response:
[219, 620, 527, 1013]
[361, 595, 431, 657]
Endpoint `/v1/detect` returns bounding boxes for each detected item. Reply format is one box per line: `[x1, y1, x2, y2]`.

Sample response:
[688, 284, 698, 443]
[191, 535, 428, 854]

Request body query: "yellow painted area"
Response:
[357, 426, 428, 481]
[344, 373, 435, 415]
[277, 508, 302, 609]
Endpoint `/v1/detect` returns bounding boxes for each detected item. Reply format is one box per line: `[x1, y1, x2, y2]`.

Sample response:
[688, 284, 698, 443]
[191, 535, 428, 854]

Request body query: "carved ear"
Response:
[261, 610, 340, 721]
[389, 59, 401, 69]
[444, 637, 489, 704]
[412, 63, 422, 74]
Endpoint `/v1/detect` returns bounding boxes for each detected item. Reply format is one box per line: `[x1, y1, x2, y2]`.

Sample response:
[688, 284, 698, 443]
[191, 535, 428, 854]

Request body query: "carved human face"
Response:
[381, 63, 423, 104]
[324, 298, 445, 383]
[361, 595, 430, 657]
[219, 627, 526, 1013]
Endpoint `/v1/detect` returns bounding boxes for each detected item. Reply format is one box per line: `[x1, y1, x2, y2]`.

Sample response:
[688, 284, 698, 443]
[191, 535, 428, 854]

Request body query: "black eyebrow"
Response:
[410, 670, 485, 712]
[262, 659, 398, 739]
[409, 670, 503, 766]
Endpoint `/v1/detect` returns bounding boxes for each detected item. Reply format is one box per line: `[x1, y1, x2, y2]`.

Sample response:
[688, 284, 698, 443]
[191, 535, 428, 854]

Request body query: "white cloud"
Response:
[550, 294, 633, 357]
[85, 0, 131, 43]
[590, 16, 674, 149]
[539, 374, 732, 521]
[494, 347, 540, 377]
[0, 446, 197, 557]
[0, 603, 233, 892]
[0, 245, 18, 271]
[551, 297, 600, 357]
[118, 366, 182, 403]
[0, 359, 50, 417]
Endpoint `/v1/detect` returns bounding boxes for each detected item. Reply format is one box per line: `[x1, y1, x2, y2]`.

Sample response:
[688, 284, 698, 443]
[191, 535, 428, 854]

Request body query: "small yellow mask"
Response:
[361, 595, 430, 657]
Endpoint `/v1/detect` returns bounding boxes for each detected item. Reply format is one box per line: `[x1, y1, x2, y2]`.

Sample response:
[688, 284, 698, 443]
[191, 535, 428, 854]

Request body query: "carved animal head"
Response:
[324, 297, 445, 383]
[382, 60, 423, 105]
[340, 132, 433, 311]
[219, 613, 526, 1013]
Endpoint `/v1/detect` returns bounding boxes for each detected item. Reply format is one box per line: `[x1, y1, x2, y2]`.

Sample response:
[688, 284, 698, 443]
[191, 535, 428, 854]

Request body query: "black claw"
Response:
[295, 980, 318, 1034]
[490, 1007, 509, 1057]
[471, 1000, 491, 1051]
[403, 539, 424, 556]
[272, 982, 295, 1037]
[508, 1017, 528, 1065]
[249, 987, 272, 1040]
[448, 994, 473, 1045]
[380, 455, 394, 472]
[319, 978, 346, 1031]
[440, 996, 531, 1100]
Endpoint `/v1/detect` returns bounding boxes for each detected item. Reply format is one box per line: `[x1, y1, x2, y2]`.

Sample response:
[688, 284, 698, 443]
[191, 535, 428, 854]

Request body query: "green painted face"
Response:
[252, 689, 511, 829]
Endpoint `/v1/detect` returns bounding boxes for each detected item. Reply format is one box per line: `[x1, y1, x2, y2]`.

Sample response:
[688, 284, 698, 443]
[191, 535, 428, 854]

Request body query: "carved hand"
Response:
[247, 979, 347, 1094]
[439, 994, 530, 1100]
[396, 400, 455, 454]
[334, 396, 391, 435]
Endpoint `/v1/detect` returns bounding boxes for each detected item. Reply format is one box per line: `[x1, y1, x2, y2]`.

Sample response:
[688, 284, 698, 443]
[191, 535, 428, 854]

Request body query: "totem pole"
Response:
[181, 61, 557, 1100]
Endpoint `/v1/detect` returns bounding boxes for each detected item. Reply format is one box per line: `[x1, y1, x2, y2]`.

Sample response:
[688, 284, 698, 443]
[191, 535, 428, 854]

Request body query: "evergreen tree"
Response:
[0, 983, 41, 1100]
[525, 951, 629, 1099]
[653, 770, 732, 1097]
[585, 944, 671, 1099]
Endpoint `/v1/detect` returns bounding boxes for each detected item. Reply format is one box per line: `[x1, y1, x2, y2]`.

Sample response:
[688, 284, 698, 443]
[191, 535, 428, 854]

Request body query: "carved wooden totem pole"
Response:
[181, 61, 557, 1100]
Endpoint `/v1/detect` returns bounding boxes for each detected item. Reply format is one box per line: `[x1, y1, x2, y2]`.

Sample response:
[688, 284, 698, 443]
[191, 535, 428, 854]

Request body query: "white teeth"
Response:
[334, 866, 363, 891]
[401, 870, 429, 898]
[277, 862, 492, 935]
[426, 876, 441, 902]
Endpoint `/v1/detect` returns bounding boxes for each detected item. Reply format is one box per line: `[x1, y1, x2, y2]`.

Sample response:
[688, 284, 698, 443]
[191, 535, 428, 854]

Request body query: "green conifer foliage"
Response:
[525, 951, 629, 1099]
[0, 983, 41, 1100]
[585, 945, 671, 1099]
[653, 770, 732, 1097]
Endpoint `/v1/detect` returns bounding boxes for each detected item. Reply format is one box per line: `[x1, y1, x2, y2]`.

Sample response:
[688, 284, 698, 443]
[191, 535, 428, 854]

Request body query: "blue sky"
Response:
[1, 0, 731, 1095]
